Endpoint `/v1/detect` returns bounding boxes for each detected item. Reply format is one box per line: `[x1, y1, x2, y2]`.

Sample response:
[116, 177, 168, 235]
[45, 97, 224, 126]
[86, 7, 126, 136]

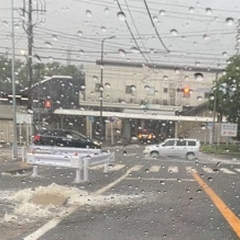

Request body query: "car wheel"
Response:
[150, 151, 159, 159]
[186, 152, 195, 160]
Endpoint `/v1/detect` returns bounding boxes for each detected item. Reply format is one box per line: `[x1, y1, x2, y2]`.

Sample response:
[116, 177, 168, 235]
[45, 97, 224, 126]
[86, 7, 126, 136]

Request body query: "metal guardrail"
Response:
[26, 151, 115, 183]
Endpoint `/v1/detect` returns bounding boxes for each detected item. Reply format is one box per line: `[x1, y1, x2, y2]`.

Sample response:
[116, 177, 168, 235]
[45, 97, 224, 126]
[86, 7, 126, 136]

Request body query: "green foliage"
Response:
[209, 55, 240, 140]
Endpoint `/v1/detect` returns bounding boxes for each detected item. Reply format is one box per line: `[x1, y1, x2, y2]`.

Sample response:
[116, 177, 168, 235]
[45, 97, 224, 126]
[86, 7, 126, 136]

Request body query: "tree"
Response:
[209, 55, 240, 140]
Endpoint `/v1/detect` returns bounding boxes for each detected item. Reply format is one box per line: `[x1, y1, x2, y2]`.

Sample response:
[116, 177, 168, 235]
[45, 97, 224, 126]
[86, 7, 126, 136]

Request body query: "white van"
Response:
[143, 138, 200, 160]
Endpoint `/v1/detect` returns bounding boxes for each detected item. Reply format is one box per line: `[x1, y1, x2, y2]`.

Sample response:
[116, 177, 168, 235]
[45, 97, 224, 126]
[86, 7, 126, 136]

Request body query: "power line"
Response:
[115, 0, 150, 64]
[143, 0, 169, 53]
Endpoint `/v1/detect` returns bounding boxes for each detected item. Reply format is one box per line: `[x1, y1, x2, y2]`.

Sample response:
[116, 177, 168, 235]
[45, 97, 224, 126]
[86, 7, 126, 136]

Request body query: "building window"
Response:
[204, 92, 210, 98]
[163, 88, 168, 93]
[147, 86, 155, 95]
[95, 83, 101, 92]
[163, 99, 168, 105]
[125, 85, 133, 94]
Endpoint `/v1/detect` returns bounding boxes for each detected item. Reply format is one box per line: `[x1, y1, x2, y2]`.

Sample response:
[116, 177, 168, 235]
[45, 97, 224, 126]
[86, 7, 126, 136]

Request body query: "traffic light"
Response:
[44, 99, 52, 109]
[176, 87, 192, 98]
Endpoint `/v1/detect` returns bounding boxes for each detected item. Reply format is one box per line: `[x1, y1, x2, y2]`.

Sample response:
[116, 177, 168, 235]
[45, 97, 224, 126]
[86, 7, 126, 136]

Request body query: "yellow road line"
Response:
[192, 172, 240, 238]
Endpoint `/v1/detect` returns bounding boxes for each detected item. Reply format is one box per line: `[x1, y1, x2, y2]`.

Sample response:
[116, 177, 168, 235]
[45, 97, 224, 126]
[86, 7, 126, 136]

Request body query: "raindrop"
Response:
[117, 12, 126, 21]
[194, 73, 204, 81]
[130, 47, 140, 54]
[197, 96, 203, 101]
[205, 8, 212, 15]
[153, 16, 159, 23]
[105, 83, 111, 88]
[145, 169, 150, 173]
[201, 124, 206, 130]
[163, 75, 168, 80]
[196, 189, 202, 193]
[81, 84, 86, 90]
[131, 85, 136, 91]
[105, 8, 110, 14]
[44, 41, 53, 48]
[2, 20, 9, 28]
[189, 7, 195, 13]
[222, 51, 228, 57]
[230, 84, 237, 91]
[170, 29, 178, 36]
[175, 68, 180, 74]
[225, 17, 234, 26]
[101, 26, 107, 32]
[144, 85, 150, 91]
[52, 35, 58, 41]
[86, 10, 92, 17]
[118, 49, 126, 57]
[203, 34, 210, 41]
[208, 177, 213, 181]
[159, 10, 166, 16]
[209, 94, 214, 100]
[77, 31, 83, 36]
[93, 76, 98, 81]
[79, 49, 85, 55]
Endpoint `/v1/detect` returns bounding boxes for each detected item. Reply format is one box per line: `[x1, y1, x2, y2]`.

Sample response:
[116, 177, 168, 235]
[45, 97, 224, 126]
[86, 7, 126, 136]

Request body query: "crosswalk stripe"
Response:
[235, 168, 240, 172]
[202, 167, 214, 173]
[168, 166, 178, 173]
[89, 164, 104, 170]
[149, 165, 161, 172]
[186, 166, 197, 173]
[131, 165, 144, 172]
[109, 164, 126, 171]
[220, 168, 236, 174]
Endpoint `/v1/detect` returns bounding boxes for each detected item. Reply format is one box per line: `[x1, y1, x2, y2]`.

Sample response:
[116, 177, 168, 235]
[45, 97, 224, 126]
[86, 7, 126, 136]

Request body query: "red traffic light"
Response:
[44, 100, 52, 109]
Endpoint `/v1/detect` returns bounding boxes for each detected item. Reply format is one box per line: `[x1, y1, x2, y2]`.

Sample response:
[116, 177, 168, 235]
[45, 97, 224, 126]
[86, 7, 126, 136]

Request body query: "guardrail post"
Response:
[32, 165, 39, 178]
[75, 168, 82, 184]
[83, 158, 89, 182]
[104, 162, 109, 173]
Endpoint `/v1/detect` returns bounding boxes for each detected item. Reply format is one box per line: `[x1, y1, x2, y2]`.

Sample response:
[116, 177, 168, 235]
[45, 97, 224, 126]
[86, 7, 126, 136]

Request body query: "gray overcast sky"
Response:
[1, 0, 240, 68]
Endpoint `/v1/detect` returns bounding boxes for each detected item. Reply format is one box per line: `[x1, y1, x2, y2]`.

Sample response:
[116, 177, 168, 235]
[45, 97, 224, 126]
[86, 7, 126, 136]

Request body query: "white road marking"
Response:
[220, 168, 236, 174]
[202, 167, 214, 173]
[168, 166, 178, 173]
[235, 168, 240, 172]
[23, 165, 138, 240]
[89, 164, 104, 170]
[131, 165, 144, 171]
[126, 177, 195, 182]
[149, 165, 161, 172]
[186, 166, 197, 173]
[109, 164, 126, 171]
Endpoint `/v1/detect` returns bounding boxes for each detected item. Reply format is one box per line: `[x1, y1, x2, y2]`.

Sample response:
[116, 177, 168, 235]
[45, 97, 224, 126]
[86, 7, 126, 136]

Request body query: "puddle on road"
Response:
[0, 183, 149, 224]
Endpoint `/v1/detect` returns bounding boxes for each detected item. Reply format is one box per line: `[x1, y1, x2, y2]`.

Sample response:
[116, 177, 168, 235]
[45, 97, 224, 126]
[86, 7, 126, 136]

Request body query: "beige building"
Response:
[83, 63, 217, 108]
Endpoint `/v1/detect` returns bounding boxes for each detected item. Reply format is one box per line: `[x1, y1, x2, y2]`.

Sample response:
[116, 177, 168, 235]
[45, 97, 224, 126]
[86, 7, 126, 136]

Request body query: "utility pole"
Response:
[21, 0, 46, 111]
[212, 72, 219, 145]
[235, 19, 240, 54]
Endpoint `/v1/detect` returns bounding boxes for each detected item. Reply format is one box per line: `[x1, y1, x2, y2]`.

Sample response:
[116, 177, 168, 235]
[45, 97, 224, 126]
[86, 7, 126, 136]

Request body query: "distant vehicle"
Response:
[143, 138, 200, 160]
[33, 129, 101, 149]
[137, 128, 159, 144]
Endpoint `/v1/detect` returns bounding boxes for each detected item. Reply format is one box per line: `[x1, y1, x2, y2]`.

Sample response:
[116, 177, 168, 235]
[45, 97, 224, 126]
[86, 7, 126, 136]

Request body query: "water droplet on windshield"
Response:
[144, 85, 150, 91]
[105, 8, 110, 14]
[163, 75, 168, 81]
[226, 17, 234, 26]
[203, 34, 210, 41]
[86, 10, 92, 17]
[101, 26, 107, 32]
[93, 76, 98, 81]
[117, 12, 126, 21]
[52, 35, 58, 41]
[131, 85, 136, 91]
[170, 29, 178, 36]
[105, 83, 111, 89]
[118, 49, 126, 57]
[222, 52, 228, 57]
[205, 8, 212, 15]
[197, 96, 203, 101]
[130, 47, 140, 54]
[194, 73, 204, 81]
[153, 16, 159, 23]
[189, 7, 195, 13]
[45, 41, 53, 48]
[77, 31, 83, 36]
[2, 20, 9, 28]
[159, 10, 166, 16]
[79, 49, 85, 55]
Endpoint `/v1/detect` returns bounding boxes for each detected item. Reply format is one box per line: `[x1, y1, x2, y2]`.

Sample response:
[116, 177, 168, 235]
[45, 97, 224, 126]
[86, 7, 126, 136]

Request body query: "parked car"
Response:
[33, 129, 101, 149]
[143, 138, 200, 160]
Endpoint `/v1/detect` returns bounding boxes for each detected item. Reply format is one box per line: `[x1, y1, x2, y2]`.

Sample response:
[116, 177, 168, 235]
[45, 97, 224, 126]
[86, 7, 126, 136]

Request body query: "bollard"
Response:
[75, 168, 82, 184]
[83, 159, 89, 182]
[104, 162, 109, 173]
[32, 165, 39, 178]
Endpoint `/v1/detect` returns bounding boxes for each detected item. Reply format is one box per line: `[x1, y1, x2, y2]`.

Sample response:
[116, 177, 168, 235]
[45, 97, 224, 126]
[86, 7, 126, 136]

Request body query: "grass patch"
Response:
[201, 144, 240, 155]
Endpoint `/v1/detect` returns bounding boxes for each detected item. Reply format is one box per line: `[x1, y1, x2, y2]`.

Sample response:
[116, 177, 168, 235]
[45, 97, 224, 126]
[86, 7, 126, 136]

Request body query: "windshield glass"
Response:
[1, 0, 240, 239]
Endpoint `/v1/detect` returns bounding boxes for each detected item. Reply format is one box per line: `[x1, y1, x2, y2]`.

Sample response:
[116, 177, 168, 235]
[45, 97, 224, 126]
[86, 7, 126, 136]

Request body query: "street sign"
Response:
[221, 123, 238, 137]
[206, 122, 213, 129]
[16, 114, 32, 124]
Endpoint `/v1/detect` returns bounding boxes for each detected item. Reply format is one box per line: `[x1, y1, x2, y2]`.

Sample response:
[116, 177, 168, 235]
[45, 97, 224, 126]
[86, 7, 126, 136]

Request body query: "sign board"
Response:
[16, 114, 32, 124]
[221, 123, 238, 137]
[206, 122, 213, 130]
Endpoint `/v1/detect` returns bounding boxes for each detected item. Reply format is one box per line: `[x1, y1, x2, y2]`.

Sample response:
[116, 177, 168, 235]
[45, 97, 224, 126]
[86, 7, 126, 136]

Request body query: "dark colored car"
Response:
[33, 129, 101, 149]
[137, 128, 158, 144]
